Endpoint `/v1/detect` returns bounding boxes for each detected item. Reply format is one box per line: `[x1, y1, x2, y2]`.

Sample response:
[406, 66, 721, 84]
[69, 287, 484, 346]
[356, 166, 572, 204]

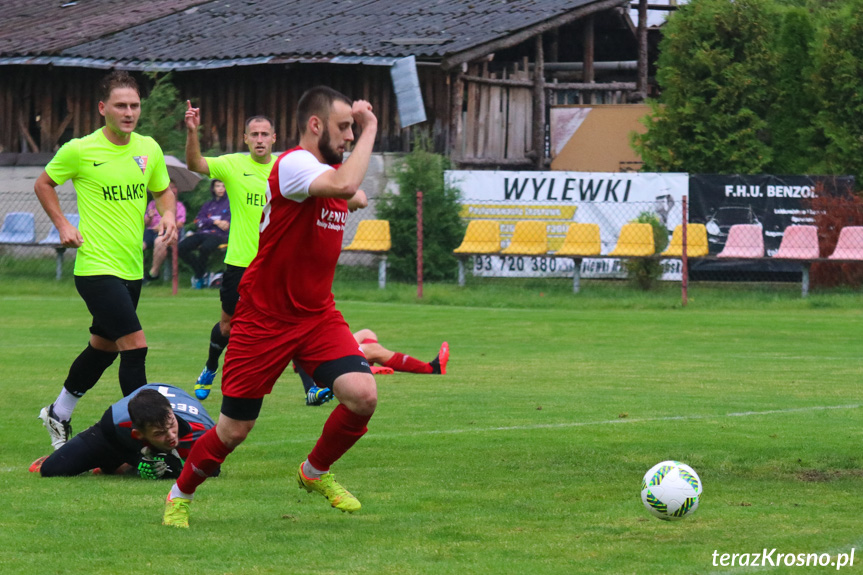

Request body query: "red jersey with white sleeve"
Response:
[238, 146, 347, 321]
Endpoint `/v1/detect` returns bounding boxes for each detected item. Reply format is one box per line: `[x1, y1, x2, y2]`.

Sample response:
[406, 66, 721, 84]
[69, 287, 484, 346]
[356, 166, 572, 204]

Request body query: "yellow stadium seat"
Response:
[453, 220, 501, 254]
[660, 224, 708, 257]
[343, 220, 391, 252]
[501, 221, 548, 255]
[556, 223, 601, 256]
[609, 223, 655, 257]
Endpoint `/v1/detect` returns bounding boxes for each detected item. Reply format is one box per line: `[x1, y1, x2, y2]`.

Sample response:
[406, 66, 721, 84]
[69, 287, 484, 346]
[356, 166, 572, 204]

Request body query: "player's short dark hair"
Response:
[245, 115, 274, 131]
[128, 389, 173, 432]
[99, 71, 140, 102]
[297, 86, 351, 136]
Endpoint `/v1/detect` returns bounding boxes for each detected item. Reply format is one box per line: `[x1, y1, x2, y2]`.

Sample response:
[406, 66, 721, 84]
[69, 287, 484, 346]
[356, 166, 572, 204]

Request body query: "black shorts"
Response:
[40, 423, 129, 477]
[220, 264, 246, 316]
[143, 228, 158, 250]
[75, 275, 143, 341]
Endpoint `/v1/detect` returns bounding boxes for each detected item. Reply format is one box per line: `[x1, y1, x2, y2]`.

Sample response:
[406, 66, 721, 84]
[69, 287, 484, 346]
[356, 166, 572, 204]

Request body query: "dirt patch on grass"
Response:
[796, 469, 863, 482]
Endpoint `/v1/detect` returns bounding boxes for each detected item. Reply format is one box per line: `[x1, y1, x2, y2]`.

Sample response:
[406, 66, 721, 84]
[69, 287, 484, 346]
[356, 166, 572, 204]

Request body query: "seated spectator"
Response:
[178, 179, 230, 289]
[143, 180, 187, 282]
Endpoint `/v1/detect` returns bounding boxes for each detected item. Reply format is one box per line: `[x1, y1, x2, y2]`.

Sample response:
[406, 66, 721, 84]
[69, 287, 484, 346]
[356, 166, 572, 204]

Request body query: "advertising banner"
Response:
[445, 170, 689, 279]
[688, 174, 854, 275]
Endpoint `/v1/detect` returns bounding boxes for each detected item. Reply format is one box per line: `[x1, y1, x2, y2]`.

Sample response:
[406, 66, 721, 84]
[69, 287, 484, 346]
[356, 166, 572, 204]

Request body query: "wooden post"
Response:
[18, 110, 39, 153]
[72, 78, 82, 139]
[81, 80, 93, 137]
[637, 0, 649, 100]
[532, 34, 545, 169]
[548, 27, 559, 64]
[40, 82, 53, 152]
[449, 71, 463, 161]
[583, 16, 595, 86]
[236, 84, 246, 152]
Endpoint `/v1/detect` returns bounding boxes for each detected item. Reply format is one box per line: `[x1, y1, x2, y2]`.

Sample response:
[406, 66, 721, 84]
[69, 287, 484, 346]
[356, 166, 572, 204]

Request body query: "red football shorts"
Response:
[221, 299, 364, 399]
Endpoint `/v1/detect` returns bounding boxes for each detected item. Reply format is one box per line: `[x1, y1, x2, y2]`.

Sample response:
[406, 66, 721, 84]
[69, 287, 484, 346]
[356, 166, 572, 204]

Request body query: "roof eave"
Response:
[439, 0, 630, 71]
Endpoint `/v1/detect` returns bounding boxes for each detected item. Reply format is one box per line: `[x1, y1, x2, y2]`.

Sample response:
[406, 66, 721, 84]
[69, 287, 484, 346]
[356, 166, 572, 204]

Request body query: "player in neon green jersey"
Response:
[184, 101, 277, 400]
[33, 71, 177, 451]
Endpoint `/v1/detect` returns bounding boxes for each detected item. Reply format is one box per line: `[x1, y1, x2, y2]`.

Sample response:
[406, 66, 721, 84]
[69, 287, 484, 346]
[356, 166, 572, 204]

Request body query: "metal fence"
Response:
[0, 190, 391, 284]
[3, 186, 863, 296]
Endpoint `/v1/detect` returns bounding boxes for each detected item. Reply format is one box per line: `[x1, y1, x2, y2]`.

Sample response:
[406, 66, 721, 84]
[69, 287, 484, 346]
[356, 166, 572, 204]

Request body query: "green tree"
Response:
[633, 0, 781, 173]
[810, 0, 863, 182]
[624, 212, 669, 291]
[768, 8, 820, 174]
[376, 137, 465, 282]
[136, 73, 185, 156]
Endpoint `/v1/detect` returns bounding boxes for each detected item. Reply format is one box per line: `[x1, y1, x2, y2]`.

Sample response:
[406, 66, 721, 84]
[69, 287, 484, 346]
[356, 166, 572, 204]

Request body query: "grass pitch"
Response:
[2, 278, 862, 574]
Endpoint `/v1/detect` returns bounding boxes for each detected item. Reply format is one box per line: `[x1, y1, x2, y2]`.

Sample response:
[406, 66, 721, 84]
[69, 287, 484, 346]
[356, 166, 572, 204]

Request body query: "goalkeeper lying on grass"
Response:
[31, 384, 216, 480]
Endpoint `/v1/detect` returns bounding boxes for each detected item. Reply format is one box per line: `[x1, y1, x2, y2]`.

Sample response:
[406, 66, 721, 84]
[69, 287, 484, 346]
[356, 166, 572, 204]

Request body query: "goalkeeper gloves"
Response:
[137, 453, 170, 480]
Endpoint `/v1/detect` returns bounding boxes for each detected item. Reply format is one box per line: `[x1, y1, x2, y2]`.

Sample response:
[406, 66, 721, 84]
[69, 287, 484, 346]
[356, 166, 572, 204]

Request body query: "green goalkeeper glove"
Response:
[137, 453, 169, 480]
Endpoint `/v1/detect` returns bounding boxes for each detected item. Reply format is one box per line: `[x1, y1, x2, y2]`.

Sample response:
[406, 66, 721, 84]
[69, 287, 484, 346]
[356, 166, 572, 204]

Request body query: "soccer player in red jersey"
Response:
[162, 86, 375, 527]
[300, 330, 450, 406]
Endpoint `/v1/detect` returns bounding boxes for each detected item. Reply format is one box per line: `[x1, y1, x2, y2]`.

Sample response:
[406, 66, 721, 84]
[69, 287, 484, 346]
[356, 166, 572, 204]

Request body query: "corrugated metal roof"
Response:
[2, 0, 609, 68]
[0, 0, 211, 56]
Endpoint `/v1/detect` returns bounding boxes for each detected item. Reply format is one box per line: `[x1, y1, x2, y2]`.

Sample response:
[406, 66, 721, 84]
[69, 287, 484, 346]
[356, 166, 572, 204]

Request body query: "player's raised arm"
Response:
[307, 99, 377, 199]
[347, 189, 368, 212]
[34, 171, 83, 248]
[185, 100, 210, 175]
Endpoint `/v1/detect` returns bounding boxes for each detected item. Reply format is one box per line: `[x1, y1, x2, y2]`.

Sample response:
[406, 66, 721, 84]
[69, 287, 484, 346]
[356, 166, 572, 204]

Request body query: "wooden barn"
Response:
[0, 0, 670, 168]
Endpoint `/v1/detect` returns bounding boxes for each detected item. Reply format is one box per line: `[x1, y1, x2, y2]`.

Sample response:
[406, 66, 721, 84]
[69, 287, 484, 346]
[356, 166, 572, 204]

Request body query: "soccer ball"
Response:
[640, 460, 702, 521]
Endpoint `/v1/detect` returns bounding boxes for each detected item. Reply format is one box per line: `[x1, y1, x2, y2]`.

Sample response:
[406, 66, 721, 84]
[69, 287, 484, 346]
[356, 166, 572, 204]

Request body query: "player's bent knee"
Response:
[354, 328, 376, 343]
[219, 321, 232, 337]
[216, 419, 254, 448]
[334, 373, 377, 415]
[218, 396, 262, 447]
[39, 456, 70, 477]
[361, 344, 387, 364]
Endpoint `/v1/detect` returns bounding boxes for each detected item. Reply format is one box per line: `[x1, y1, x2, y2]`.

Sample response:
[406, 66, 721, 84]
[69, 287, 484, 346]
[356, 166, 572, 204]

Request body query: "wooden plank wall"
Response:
[458, 63, 635, 166]
[461, 61, 534, 164]
[0, 64, 451, 156]
[0, 63, 634, 162]
[0, 67, 105, 155]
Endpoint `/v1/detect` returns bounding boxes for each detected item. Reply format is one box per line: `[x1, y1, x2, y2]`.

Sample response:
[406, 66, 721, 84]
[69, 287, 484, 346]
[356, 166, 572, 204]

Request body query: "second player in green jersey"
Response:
[184, 101, 277, 399]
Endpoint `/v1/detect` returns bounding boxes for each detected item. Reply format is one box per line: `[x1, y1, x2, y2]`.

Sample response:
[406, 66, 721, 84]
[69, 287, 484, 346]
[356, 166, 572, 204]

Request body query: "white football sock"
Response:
[170, 483, 194, 500]
[52, 388, 79, 422]
[302, 460, 326, 480]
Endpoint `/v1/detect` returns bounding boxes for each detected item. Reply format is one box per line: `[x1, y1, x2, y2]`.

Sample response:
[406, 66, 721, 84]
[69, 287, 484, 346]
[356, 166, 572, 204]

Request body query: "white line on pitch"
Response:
[255, 403, 861, 446]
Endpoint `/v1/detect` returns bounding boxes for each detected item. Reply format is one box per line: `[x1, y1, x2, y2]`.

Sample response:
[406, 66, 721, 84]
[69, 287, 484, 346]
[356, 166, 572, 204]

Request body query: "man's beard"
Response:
[318, 128, 343, 165]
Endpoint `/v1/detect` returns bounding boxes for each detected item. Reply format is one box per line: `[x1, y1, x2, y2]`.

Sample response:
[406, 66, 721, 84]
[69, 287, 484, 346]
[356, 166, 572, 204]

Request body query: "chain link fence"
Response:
[3, 176, 862, 296]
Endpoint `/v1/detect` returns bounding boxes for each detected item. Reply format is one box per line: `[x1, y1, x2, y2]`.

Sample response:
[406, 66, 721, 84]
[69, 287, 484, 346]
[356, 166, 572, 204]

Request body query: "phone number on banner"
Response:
[472, 255, 575, 278]
[472, 255, 683, 280]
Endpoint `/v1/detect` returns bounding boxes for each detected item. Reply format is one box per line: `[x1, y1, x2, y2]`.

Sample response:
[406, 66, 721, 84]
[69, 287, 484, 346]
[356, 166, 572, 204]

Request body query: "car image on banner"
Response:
[704, 205, 761, 252]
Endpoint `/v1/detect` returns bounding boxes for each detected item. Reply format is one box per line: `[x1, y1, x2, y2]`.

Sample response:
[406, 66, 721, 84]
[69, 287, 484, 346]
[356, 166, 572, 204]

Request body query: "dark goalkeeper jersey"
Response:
[99, 383, 214, 459]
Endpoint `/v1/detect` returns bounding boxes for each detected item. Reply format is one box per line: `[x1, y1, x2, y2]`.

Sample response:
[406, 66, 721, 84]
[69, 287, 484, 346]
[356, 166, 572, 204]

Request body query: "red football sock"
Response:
[176, 427, 233, 495]
[307, 404, 372, 471]
[384, 352, 433, 374]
